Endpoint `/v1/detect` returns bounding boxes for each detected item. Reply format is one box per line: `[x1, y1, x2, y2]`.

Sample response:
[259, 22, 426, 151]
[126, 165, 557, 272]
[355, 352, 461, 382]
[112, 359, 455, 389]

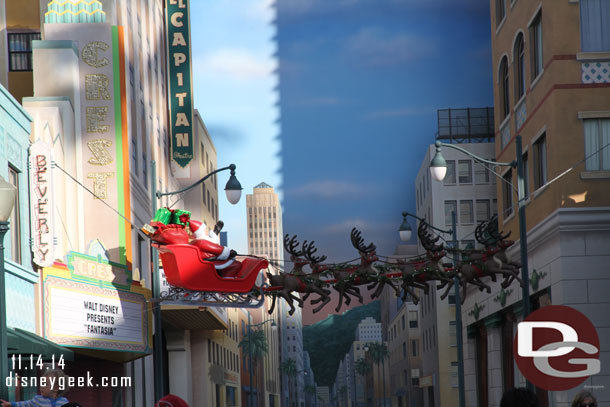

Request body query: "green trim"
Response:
[112, 26, 126, 266]
[9, 328, 74, 361]
[0, 84, 33, 132]
[22, 96, 74, 113]
[484, 314, 502, 328]
[4, 260, 38, 284]
[31, 40, 78, 55]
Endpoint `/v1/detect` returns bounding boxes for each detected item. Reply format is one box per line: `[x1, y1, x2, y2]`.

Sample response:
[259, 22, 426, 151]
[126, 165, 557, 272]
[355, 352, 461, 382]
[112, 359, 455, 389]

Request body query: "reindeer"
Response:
[299, 240, 332, 312]
[394, 257, 427, 305]
[264, 235, 332, 315]
[413, 221, 455, 300]
[484, 218, 523, 288]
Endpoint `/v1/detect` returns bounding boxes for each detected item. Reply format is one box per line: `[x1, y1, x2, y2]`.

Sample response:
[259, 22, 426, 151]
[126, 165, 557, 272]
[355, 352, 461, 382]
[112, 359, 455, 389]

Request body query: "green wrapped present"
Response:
[152, 208, 172, 225]
[171, 209, 191, 226]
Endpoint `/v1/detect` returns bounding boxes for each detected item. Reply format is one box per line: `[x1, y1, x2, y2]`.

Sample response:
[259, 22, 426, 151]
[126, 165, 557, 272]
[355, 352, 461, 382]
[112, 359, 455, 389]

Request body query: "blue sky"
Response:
[191, 0, 494, 319]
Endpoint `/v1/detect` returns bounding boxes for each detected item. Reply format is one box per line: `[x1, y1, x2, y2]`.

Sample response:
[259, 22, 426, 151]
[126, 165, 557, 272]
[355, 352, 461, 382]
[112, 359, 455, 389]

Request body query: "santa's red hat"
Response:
[155, 394, 189, 407]
[188, 220, 207, 240]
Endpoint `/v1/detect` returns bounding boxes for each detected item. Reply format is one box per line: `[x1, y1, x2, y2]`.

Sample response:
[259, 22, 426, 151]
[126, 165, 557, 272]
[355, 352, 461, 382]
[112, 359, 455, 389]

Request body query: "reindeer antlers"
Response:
[417, 219, 444, 252]
[283, 234, 304, 257]
[303, 240, 327, 264]
[350, 228, 376, 253]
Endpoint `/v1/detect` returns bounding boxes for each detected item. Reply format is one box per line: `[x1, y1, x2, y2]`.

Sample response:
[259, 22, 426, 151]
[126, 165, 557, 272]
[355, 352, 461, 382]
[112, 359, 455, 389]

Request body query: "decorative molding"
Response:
[578, 111, 610, 119]
[468, 302, 485, 321]
[530, 269, 547, 291]
[581, 171, 610, 179]
[577, 52, 610, 62]
[493, 288, 514, 307]
[582, 62, 610, 84]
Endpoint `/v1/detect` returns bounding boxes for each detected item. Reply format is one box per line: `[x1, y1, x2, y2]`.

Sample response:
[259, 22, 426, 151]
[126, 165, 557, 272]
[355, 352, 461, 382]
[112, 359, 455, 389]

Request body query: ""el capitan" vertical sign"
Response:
[166, 0, 194, 168]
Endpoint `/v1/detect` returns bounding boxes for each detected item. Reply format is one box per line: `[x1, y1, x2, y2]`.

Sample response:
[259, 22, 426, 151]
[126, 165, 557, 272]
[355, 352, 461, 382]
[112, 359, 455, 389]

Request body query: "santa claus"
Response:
[188, 220, 242, 277]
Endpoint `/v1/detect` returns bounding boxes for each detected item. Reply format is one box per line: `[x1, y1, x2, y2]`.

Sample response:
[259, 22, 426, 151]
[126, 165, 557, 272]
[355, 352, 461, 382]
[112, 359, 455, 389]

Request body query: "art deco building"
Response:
[246, 182, 284, 406]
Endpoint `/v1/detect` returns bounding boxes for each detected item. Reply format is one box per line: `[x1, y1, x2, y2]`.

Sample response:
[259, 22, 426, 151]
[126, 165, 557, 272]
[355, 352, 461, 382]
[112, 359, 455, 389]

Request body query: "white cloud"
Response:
[194, 49, 277, 81]
[289, 180, 367, 200]
[345, 27, 435, 68]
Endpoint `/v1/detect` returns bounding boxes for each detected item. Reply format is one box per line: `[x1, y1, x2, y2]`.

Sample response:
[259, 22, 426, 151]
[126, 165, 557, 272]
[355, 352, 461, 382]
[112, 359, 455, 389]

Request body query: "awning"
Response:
[161, 305, 227, 330]
[8, 328, 74, 362]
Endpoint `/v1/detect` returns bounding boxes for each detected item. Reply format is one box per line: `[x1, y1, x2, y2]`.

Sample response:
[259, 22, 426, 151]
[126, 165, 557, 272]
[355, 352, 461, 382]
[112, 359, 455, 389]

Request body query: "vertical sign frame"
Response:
[166, 0, 194, 168]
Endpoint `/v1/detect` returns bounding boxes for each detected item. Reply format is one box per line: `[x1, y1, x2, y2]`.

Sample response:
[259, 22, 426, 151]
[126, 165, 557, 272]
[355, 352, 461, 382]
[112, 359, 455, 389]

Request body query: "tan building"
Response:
[459, 1, 610, 406]
[246, 182, 284, 406]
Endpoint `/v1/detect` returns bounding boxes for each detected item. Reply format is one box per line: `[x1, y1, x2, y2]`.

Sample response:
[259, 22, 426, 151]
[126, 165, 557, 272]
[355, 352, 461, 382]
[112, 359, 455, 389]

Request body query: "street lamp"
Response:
[429, 137, 533, 392]
[150, 162, 243, 401]
[0, 176, 16, 400]
[246, 313, 277, 407]
[428, 139, 531, 319]
[398, 212, 412, 242]
[399, 211, 464, 407]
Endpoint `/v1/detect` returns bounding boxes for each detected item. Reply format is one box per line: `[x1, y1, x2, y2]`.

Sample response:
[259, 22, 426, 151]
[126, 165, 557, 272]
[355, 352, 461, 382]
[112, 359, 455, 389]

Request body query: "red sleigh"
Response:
[157, 243, 269, 293]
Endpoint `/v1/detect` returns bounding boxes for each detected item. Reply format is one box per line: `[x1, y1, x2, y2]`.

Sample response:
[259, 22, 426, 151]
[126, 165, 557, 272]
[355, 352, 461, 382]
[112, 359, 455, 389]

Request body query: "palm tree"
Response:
[304, 384, 316, 407]
[355, 357, 371, 407]
[367, 343, 389, 407]
[281, 358, 297, 406]
[339, 385, 348, 407]
[239, 328, 269, 406]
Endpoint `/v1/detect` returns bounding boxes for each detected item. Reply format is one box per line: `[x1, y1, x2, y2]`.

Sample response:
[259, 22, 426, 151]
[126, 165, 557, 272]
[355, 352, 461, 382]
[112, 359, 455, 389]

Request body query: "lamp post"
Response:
[0, 176, 16, 401]
[150, 162, 243, 401]
[399, 211, 464, 407]
[246, 312, 277, 407]
[429, 139, 531, 319]
[429, 137, 534, 391]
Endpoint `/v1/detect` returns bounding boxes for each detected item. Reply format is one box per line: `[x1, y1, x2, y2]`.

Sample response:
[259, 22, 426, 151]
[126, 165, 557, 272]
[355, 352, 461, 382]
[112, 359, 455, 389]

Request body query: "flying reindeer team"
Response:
[147, 209, 523, 315]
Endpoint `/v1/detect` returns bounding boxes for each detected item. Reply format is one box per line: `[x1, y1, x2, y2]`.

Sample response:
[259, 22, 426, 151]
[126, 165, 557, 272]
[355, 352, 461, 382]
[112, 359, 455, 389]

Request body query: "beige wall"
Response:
[491, 0, 610, 236]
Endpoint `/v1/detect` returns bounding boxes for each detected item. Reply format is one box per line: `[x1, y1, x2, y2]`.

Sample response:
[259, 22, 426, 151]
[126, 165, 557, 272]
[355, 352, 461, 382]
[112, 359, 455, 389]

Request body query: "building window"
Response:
[492, 199, 498, 216]
[500, 56, 509, 119]
[476, 199, 490, 223]
[444, 160, 456, 184]
[409, 320, 418, 329]
[533, 134, 547, 189]
[584, 118, 610, 171]
[449, 321, 457, 347]
[460, 200, 474, 225]
[514, 33, 526, 101]
[444, 201, 457, 226]
[451, 362, 459, 387]
[474, 162, 489, 184]
[522, 152, 530, 199]
[496, 0, 506, 27]
[412, 377, 419, 386]
[448, 294, 456, 305]
[412, 340, 418, 357]
[7, 32, 40, 71]
[503, 170, 513, 218]
[8, 166, 21, 263]
[530, 11, 543, 81]
[403, 342, 407, 359]
[580, 0, 610, 52]
[458, 160, 472, 184]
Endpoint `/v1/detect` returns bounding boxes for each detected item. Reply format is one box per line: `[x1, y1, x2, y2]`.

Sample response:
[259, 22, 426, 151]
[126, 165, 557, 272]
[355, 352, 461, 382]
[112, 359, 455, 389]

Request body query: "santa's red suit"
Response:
[189, 220, 242, 277]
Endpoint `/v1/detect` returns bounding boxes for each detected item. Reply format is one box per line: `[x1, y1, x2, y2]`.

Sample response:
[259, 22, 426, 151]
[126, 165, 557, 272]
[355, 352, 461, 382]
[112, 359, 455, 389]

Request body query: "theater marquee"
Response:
[42, 252, 152, 354]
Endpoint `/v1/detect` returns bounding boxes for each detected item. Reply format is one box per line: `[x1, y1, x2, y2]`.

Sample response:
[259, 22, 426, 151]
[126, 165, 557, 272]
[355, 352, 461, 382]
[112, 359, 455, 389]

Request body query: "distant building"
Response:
[415, 108, 496, 407]
[355, 316, 382, 342]
[246, 182, 284, 406]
